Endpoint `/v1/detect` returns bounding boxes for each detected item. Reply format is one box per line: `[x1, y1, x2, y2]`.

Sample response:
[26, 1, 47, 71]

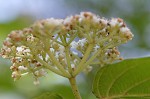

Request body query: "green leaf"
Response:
[34, 92, 63, 99]
[92, 57, 150, 99]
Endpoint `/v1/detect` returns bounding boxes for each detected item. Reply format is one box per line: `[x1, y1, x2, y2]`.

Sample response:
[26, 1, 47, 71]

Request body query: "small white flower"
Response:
[27, 35, 35, 42]
[12, 71, 20, 80]
[24, 49, 30, 53]
[71, 41, 78, 49]
[35, 69, 47, 77]
[6, 37, 11, 41]
[118, 22, 124, 27]
[17, 46, 24, 52]
[94, 45, 100, 51]
[46, 18, 63, 26]
[28, 59, 31, 62]
[64, 16, 73, 25]
[73, 59, 78, 64]
[12, 71, 17, 77]
[38, 55, 43, 60]
[78, 17, 83, 23]
[45, 54, 50, 61]
[100, 19, 108, 25]
[21, 72, 28, 76]
[110, 19, 118, 27]
[71, 63, 75, 68]
[15, 57, 23, 63]
[16, 46, 30, 55]
[50, 48, 55, 52]
[79, 13, 85, 22]
[33, 79, 40, 85]
[120, 27, 130, 33]
[18, 66, 27, 71]
[35, 71, 39, 76]
[93, 16, 100, 23]
[5, 48, 11, 53]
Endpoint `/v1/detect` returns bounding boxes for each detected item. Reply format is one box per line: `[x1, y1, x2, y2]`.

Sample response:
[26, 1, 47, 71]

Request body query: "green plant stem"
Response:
[73, 44, 93, 76]
[47, 51, 71, 78]
[68, 33, 77, 44]
[42, 40, 71, 78]
[65, 46, 72, 74]
[69, 77, 82, 99]
[35, 56, 65, 77]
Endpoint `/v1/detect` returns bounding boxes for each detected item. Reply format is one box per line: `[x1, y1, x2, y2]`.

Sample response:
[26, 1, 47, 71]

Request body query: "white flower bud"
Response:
[92, 16, 100, 23]
[71, 64, 75, 68]
[46, 18, 63, 26]
[64, 16, 73, 25]
[110, 18, 118, 27]
[94, 45, 100, 52]
[33, 79, 40, 85]
[100, 19, 108, 25]
[120, 27, 130, 33]
[12, 71, 21, 80]
[50, 48, 55, 52]
[18, 66, 27, 71]
[73, 59, 78, 64]
[17, 47, 24, 52]
[34, 69, 47, 77]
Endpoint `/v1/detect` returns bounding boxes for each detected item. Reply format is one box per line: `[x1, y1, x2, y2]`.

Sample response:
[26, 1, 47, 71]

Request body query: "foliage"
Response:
[93, 57, 150, 99]
[34, 92, 63, 99]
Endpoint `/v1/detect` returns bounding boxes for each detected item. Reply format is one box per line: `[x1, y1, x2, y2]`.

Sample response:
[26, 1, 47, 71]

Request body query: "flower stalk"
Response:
[69, 77, 82, 99]
[0, 12, 133, 98]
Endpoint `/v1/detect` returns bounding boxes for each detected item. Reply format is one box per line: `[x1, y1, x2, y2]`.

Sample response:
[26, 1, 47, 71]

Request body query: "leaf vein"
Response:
[106, 63, 137, 97]
[122, 77, 150, 95]
[97, 67, 107, 98]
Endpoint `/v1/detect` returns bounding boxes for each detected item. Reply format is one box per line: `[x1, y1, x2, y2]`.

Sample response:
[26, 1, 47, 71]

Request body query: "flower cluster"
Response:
[0, 12, 133, 84]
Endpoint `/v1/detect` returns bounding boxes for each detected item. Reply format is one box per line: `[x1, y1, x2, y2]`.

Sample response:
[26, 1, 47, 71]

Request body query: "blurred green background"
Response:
[0, 0, 150, 99]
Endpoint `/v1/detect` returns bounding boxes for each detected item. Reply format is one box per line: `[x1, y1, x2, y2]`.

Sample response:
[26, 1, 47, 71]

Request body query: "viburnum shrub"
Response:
[2, 12, 149, 99]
